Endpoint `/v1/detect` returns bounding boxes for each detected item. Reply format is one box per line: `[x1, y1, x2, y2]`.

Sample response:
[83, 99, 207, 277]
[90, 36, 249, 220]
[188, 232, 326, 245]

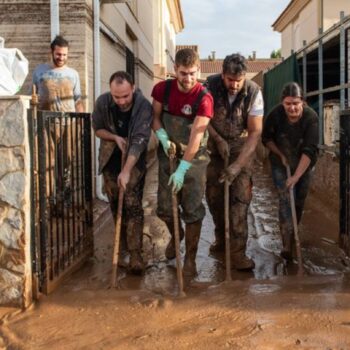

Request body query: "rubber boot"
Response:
[230, 239, 255, 271]
[231, 250, 255, 271]
[127, 220, 144, 275]
[165, 220, 184, 260]
[209, 227, 225, 254]
[280, 222, 294, 262]
[183, 221, 202, 277]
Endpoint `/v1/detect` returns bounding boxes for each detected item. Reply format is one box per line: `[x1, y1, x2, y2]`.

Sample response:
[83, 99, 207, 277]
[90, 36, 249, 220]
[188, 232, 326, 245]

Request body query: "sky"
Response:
[176, 0, 291, 59]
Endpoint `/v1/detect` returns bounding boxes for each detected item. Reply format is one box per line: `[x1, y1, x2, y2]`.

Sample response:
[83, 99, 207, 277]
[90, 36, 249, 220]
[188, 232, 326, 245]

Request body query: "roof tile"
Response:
[200, 59, 281, 74]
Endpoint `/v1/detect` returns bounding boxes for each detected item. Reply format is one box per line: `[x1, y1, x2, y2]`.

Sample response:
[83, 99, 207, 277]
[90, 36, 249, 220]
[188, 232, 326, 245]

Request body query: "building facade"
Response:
[153, 0, 184, 82]
[0, 0, 183, 109]
[273, 0, 350, 59]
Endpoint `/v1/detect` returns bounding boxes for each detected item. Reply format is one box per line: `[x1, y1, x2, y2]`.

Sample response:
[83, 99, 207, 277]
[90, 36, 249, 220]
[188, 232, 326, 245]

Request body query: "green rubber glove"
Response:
[168, 159, 192, 193]
[155, 128, 171, 156]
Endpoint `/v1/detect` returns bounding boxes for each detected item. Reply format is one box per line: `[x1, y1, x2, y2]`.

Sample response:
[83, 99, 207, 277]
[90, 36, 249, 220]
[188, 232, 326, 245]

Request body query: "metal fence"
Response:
[29, 110, 93, 294]
[340, 110, 350, 254]
[296, 12, 350, 145]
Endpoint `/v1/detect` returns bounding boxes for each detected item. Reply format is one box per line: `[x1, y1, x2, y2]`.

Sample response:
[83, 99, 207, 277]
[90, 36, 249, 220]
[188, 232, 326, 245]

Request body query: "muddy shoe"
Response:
[129, 251, 144, 275]
[231, 253, 255, 271]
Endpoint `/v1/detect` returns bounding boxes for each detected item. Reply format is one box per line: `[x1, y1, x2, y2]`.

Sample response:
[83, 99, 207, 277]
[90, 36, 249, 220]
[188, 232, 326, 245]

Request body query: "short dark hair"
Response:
[175, 48, 199, 67]
[281, 82, 304, 101]
[222, 53, 247, 75]
[50, 35, 69, 51]
[109, 71, 134, 86]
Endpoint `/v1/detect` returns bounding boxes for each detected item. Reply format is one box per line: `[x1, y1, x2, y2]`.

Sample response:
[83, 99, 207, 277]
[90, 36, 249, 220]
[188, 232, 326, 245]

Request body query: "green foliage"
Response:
[270, 49, 282, 58]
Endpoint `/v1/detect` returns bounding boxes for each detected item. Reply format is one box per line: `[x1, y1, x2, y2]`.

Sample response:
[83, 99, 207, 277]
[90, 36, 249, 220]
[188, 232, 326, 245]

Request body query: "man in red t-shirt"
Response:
[151, 48, 214, 277]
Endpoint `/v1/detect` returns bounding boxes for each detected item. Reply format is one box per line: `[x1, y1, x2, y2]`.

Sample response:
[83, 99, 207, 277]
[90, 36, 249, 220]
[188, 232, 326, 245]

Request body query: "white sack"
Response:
[0, 48, 29, 95]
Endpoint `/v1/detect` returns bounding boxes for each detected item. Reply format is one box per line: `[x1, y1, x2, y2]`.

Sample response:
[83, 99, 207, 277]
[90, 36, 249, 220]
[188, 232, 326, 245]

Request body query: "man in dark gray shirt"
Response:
[262, 82, 319, 260]
[92, 71, 152, 274]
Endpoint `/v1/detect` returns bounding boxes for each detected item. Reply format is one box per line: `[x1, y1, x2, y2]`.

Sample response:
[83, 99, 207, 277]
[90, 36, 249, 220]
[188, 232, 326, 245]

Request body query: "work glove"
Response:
[155, 128, 171, 156]
[215, 136, 229, 160]
[219, 162, 242, 184]
[168, 159, 192, 193]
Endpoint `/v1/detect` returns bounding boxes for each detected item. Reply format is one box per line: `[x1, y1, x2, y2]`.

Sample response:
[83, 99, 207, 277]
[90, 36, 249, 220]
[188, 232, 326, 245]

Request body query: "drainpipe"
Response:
[319, 0, 324, 33]
[50, 0, 60, 40]
[93, 0, 108, 201]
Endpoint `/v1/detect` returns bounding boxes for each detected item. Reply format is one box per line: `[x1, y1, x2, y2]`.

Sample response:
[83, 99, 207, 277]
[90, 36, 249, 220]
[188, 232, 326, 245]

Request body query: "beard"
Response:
[52, 56, 67, 68]
[118, 102, 133, 112]
[178, 80, 195, 91]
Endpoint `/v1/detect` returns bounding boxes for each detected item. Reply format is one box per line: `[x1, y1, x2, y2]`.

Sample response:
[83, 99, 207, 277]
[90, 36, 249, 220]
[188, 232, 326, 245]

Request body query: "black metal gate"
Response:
[340, 109, 350, 254]
[29, 111, 93, 294]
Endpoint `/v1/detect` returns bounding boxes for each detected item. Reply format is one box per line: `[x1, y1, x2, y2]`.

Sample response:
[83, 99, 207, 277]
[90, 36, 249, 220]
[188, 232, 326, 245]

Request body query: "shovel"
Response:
[31, 85, 40, 299]
[111, 150, 127, 288]
[224, 155, 232, 282]
[286, 165, 304, 276]
[169, 144, 186, 297]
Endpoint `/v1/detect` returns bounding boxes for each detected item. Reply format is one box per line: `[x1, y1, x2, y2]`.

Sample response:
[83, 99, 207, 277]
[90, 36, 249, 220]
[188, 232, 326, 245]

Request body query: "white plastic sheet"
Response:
[0, 48, 29, 95]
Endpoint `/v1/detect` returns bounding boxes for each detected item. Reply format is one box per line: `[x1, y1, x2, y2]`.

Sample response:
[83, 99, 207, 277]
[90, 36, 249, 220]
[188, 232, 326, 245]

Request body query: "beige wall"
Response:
[324, 0, 350, 31]
[153, 0, 179, 81]
[99, 35, 126, 93]
[280, 0, 318, 58]
[97, 1, 154, 99]
[280, 0, 350, 58]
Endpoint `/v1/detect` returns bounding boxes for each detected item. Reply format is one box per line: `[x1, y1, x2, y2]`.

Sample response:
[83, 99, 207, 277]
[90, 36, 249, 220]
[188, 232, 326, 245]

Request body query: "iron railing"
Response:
[29, 111, 93, 294]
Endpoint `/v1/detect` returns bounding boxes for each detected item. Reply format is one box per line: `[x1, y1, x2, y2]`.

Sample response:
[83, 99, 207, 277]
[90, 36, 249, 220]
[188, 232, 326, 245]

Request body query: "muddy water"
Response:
[1, 160, 350, 349]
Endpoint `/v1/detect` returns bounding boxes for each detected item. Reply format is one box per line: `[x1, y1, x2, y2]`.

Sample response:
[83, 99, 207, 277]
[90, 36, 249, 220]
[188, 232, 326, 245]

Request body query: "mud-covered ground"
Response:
[1, 160, 350, 350]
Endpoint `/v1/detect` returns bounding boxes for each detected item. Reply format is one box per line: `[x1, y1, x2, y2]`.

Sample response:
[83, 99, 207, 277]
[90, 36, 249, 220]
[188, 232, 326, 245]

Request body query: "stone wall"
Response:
[0, 96, 32, 308]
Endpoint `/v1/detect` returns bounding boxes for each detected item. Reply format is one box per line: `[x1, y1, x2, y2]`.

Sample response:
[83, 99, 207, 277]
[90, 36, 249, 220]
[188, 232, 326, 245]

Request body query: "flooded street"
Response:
[1, 160, 350, 349]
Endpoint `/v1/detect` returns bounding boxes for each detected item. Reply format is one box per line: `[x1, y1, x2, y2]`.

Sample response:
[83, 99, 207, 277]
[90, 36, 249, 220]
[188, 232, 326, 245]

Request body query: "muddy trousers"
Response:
[156, 147, 208, 273]
[206, 155, 253, 266]
[102, 168, 145, 270]
[271, 165, 312, 256]
[183, 221, 202, 275]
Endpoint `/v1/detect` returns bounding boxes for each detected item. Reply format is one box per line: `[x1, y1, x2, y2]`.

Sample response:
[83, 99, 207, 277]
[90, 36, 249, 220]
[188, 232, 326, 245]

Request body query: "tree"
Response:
[270, 49, 282, 58]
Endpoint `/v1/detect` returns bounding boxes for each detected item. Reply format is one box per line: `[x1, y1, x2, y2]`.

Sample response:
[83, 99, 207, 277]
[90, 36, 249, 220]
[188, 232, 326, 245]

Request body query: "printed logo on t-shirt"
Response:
[181, 104, 192, 116]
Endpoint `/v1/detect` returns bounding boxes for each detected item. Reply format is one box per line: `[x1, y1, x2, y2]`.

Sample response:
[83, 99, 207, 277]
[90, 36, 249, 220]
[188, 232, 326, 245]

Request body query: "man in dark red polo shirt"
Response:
[151, 48, 214, 277]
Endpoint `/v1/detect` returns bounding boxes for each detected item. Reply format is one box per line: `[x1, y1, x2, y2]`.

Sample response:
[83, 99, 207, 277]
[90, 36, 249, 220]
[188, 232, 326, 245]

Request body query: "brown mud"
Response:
[1, 161, 350, 350]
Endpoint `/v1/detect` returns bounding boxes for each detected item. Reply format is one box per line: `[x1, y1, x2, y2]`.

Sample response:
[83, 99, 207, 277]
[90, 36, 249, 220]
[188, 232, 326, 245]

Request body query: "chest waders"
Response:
[206, 81, 257, 271]
[162, 79, 209, 157]
[160, 80, 210, 277]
